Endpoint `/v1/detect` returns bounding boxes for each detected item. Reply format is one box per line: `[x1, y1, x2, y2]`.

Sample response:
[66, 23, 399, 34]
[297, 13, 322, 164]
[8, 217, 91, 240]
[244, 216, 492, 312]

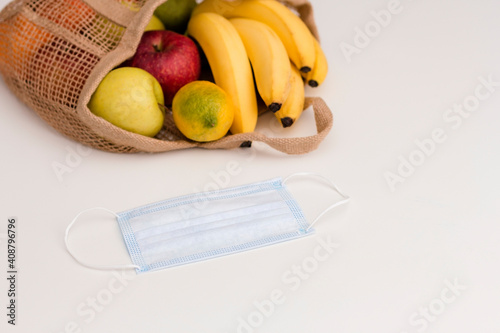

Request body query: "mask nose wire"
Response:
[282, 172, 350, 231]
[65, 207, 141, 271]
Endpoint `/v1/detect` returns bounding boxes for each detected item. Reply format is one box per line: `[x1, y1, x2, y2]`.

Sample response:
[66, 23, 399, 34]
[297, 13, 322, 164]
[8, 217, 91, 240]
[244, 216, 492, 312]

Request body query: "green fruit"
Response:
[88, 67, 165, 137]
[144, 14, 166, 32]
[154, 0, 197, 34]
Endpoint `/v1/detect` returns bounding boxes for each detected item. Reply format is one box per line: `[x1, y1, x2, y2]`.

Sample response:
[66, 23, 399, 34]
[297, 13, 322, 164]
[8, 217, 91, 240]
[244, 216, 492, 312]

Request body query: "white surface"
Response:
[1, 0, 499, 332]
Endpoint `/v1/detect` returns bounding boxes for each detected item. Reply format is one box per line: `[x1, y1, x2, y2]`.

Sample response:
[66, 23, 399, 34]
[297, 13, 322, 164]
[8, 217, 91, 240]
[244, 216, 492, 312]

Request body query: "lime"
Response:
[172, 81, 234, 142]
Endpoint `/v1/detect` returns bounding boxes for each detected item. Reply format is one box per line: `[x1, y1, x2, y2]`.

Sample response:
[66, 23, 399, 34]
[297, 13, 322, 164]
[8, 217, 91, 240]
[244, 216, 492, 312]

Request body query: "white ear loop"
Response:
[283, 172, 350, 231]
[65, 207, 140, 271]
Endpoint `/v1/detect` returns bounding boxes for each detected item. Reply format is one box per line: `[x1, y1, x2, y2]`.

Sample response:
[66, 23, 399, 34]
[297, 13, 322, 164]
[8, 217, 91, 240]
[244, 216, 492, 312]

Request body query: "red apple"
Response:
[129, 30, 201, 105]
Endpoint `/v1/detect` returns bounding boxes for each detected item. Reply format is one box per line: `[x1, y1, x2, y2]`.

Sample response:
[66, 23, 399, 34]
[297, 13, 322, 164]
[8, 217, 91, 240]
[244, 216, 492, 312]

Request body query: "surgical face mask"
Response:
[65, 173, 349, 274]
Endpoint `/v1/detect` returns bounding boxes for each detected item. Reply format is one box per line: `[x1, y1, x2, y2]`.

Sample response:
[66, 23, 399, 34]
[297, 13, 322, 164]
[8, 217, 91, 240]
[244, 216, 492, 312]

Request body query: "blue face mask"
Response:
[65, 173, 349, 274]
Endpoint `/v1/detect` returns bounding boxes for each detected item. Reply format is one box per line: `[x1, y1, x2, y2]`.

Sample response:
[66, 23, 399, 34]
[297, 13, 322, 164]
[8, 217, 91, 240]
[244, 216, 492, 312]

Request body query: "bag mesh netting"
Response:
[0, 0, 333, 154]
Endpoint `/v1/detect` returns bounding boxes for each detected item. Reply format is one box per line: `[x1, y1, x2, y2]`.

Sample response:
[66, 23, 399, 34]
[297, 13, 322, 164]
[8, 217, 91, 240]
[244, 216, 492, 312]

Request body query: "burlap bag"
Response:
[0, 0, 333, 154]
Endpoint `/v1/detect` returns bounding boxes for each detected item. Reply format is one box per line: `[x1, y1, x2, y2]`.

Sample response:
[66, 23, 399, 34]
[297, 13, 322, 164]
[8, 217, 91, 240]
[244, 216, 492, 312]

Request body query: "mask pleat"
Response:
[134, 200, 288, 241]
[129, 190, 284, 234]
[139, 206, 292, 249]
[121, 179, 283, 227]
[142, 212, 300, 266]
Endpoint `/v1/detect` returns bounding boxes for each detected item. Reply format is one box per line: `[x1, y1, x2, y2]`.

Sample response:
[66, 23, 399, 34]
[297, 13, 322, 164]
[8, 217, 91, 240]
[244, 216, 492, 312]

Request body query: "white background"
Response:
[1, 0, 500, 332]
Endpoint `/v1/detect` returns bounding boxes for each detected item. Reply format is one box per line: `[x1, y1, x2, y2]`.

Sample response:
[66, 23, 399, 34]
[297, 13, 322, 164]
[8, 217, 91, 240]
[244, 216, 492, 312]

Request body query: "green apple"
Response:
[118, 1, 165, 32]
[145, 14, 166, 31]
[154, 0, 197, 33]
[88, 67, 165, 137]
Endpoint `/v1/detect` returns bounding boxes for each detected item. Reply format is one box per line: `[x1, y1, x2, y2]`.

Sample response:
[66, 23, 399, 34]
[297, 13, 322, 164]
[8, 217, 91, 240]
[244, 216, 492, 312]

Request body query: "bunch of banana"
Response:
[187, 0, 328, 130]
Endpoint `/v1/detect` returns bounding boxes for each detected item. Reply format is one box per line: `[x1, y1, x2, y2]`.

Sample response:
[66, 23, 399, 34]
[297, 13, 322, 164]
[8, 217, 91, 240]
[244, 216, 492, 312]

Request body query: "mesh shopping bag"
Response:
[0, 0, 333, 154]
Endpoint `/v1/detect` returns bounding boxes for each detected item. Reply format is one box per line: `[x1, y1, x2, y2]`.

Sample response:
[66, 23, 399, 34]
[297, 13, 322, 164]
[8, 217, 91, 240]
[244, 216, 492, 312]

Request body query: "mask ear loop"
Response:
[65, 207, 140, 271]
[283, 172, 350, 231]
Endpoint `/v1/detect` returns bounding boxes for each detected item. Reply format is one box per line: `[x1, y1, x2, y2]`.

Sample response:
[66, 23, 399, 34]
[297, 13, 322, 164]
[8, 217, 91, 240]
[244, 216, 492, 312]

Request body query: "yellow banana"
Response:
[275, 64, 305, 128]
[305, 37, 329, 87]
[192, 0, 316, 74]
[187, 12, 258, 134]
[230, 18, 291, 113]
